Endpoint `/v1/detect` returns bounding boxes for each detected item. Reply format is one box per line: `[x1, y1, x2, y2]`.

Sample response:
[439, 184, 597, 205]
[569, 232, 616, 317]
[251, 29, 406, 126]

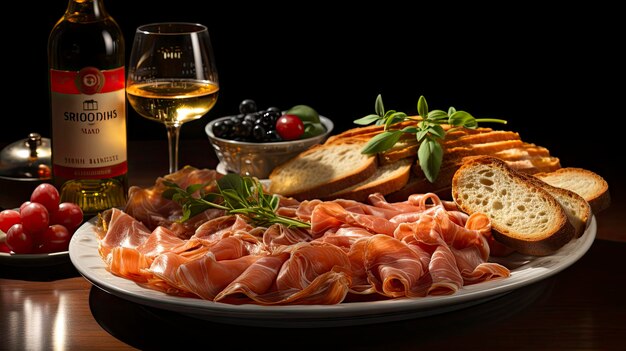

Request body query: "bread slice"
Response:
[451, 156, 575, 256]
[533, 167, 610, 214]
[268, 139, 377, 200]
[443, 130, 521, 149]
[321, 158, 413, 202]
[324, 120, 416, 144]
[519, 173, 591, 237]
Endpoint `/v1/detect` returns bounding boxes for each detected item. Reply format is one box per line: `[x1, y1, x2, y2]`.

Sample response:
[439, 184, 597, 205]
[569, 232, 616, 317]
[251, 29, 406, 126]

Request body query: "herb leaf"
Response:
[354, 94, 508, 183]
[375, 94, 385, 117]
[353, 114, 381, 125]
[417, 95, 428, 118]
[418, 139, 444, 182]
[361, 130, 403, 154]
[162, 174, 310, 228]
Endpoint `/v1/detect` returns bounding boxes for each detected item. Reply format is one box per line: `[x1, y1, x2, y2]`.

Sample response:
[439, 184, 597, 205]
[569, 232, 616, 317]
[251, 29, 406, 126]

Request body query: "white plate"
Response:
[0, 250, 69, 266]
[69, 216, 596, 328]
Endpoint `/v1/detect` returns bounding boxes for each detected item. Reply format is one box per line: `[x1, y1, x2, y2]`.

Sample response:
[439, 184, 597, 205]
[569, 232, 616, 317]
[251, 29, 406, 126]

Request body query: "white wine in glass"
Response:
[127, 22, 219, 174]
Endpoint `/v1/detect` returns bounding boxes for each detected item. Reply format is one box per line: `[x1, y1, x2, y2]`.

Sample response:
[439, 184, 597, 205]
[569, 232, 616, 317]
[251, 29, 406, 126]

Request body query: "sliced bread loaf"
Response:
[268, 139, 377, 200]
[321, 157, 413, 202]
[451, 156, 575, 256]
[533, 167, 610, 214]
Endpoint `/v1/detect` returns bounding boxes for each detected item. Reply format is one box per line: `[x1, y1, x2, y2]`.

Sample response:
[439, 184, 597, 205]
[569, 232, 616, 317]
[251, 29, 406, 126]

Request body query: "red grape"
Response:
[51, 202, 84, 232]
[20, 202, 50, 235]
[19, 201, 32, 212]
[0, 209, 21, 233]
[30, 183, 60, 215]
[6, 224, 33, 254]
[39, 225, 71, 253]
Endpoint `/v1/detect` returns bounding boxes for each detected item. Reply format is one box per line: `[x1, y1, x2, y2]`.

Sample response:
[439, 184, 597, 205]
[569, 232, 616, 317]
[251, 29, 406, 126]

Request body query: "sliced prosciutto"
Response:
[98, 208, 152, 259]
[95, 168, 512, 305]
[124, 166, 225, 239]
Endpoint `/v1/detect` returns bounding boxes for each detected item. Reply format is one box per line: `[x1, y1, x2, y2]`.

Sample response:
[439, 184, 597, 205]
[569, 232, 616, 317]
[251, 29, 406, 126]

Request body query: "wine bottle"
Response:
[48, 0, 128, 217]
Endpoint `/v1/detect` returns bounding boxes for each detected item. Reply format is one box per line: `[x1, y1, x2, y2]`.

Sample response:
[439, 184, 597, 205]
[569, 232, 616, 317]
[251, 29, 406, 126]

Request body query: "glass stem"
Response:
[165, 125, 181, 174]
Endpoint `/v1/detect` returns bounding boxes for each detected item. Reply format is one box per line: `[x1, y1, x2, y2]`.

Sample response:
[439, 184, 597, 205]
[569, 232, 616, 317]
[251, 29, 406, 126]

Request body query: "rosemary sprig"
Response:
[162, 173, 310, 228]
[353, 94, 507, 182]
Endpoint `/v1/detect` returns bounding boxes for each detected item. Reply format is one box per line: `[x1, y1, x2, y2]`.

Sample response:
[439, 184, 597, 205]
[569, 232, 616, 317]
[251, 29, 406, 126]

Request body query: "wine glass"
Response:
[126, 22, 219, 174]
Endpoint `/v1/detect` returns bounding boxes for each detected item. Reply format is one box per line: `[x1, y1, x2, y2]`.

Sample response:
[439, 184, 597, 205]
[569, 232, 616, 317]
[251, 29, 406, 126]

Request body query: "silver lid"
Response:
[0, 133, 52, 179]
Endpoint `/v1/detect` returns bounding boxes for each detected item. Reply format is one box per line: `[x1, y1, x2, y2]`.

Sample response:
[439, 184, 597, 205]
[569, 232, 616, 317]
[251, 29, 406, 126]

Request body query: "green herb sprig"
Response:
[162, 173, 310, 228]
[353, 94, 507, 182]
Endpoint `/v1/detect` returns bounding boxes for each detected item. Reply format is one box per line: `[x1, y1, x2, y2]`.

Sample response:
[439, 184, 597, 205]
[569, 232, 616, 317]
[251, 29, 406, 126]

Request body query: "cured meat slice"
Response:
[361, 234, 430, 298]
[99, 208, 152, 259]
[273, 242, 352, 305]
[136, 226, 191, 258]
[204, 235, 250, 261]
[276, 242, 351, 291]
[192, 215, 255, 241]
[177, 253, 261, 300]
[313, 227, 374, 251]
[214, 252, 290, 303]
[107, 247, 151, 282]
[149, 252, 193, 294]
[124, 166, 225, 239]
[310, 202, 397, 237]
[262, 224, 312, 249]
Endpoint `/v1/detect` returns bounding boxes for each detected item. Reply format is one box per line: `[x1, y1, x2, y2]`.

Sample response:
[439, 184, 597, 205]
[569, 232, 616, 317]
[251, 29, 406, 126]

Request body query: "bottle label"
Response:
[50, 66, 127, 179]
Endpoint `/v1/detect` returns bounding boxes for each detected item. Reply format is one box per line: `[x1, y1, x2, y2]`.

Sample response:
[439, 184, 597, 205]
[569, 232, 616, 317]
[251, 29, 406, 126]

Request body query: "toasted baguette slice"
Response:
[519, 173, 591, 237]
[383, 130, 520, 166]
[451, 156, 575, 256]
[443, 127, 493, 141]
[378, 140, 418, 164]
[324, 120, 416, 144]
[533, 167, 610, 214]
[504, 156, 561, 174]
[445, 139, 526, 156]
[321, 158, 413, 202]
[268, 139, 377, 200]
[494, 144, 551, 160]
[443, 130, 521, 149]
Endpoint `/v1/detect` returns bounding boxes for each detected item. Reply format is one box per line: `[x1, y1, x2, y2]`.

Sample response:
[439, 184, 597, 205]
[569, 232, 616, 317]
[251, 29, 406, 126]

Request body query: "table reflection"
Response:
[3, 284, 70, 350]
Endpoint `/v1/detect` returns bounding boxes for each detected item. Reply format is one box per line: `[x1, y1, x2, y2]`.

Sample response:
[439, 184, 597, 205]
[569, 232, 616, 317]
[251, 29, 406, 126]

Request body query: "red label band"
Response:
[53, 162, 127, 180]
[50, 67, 125, 95]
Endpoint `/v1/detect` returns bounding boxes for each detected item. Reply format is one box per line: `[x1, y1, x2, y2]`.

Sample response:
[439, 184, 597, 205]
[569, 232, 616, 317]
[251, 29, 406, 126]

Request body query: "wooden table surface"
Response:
[2, 139, 625, 350]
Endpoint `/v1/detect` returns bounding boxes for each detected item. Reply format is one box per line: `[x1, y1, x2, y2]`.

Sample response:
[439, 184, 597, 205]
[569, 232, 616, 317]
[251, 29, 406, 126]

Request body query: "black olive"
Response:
[239, 99, 257, 114]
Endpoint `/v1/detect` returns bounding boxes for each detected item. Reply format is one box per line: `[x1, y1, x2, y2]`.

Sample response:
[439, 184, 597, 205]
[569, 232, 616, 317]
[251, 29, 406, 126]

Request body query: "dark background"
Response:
[3, 1, 622, 190]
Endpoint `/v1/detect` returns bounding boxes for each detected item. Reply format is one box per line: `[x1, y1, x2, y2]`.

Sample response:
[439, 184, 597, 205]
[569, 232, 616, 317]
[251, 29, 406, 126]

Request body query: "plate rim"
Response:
[0, 249, 69, 266]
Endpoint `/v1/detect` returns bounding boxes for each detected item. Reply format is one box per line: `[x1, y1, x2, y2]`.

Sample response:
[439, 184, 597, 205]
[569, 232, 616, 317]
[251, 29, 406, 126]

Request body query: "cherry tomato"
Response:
[6, 224, 33, 254]
[20, 202, 50, 235]
[51, 202, 83, 233]
[30, 183, 60, 215]
[0, 209, 21, 233]
[275, 114, 305, 140]
[39, 224, 71, 253]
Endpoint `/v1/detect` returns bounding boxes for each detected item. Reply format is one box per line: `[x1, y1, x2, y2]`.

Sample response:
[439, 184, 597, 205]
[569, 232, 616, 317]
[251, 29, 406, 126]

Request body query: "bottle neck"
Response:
[65, 0, 108, 22]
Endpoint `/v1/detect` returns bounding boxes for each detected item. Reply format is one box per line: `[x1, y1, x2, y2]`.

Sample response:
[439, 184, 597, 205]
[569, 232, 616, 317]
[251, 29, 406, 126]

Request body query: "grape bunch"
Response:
[211, 99, 325, 142]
